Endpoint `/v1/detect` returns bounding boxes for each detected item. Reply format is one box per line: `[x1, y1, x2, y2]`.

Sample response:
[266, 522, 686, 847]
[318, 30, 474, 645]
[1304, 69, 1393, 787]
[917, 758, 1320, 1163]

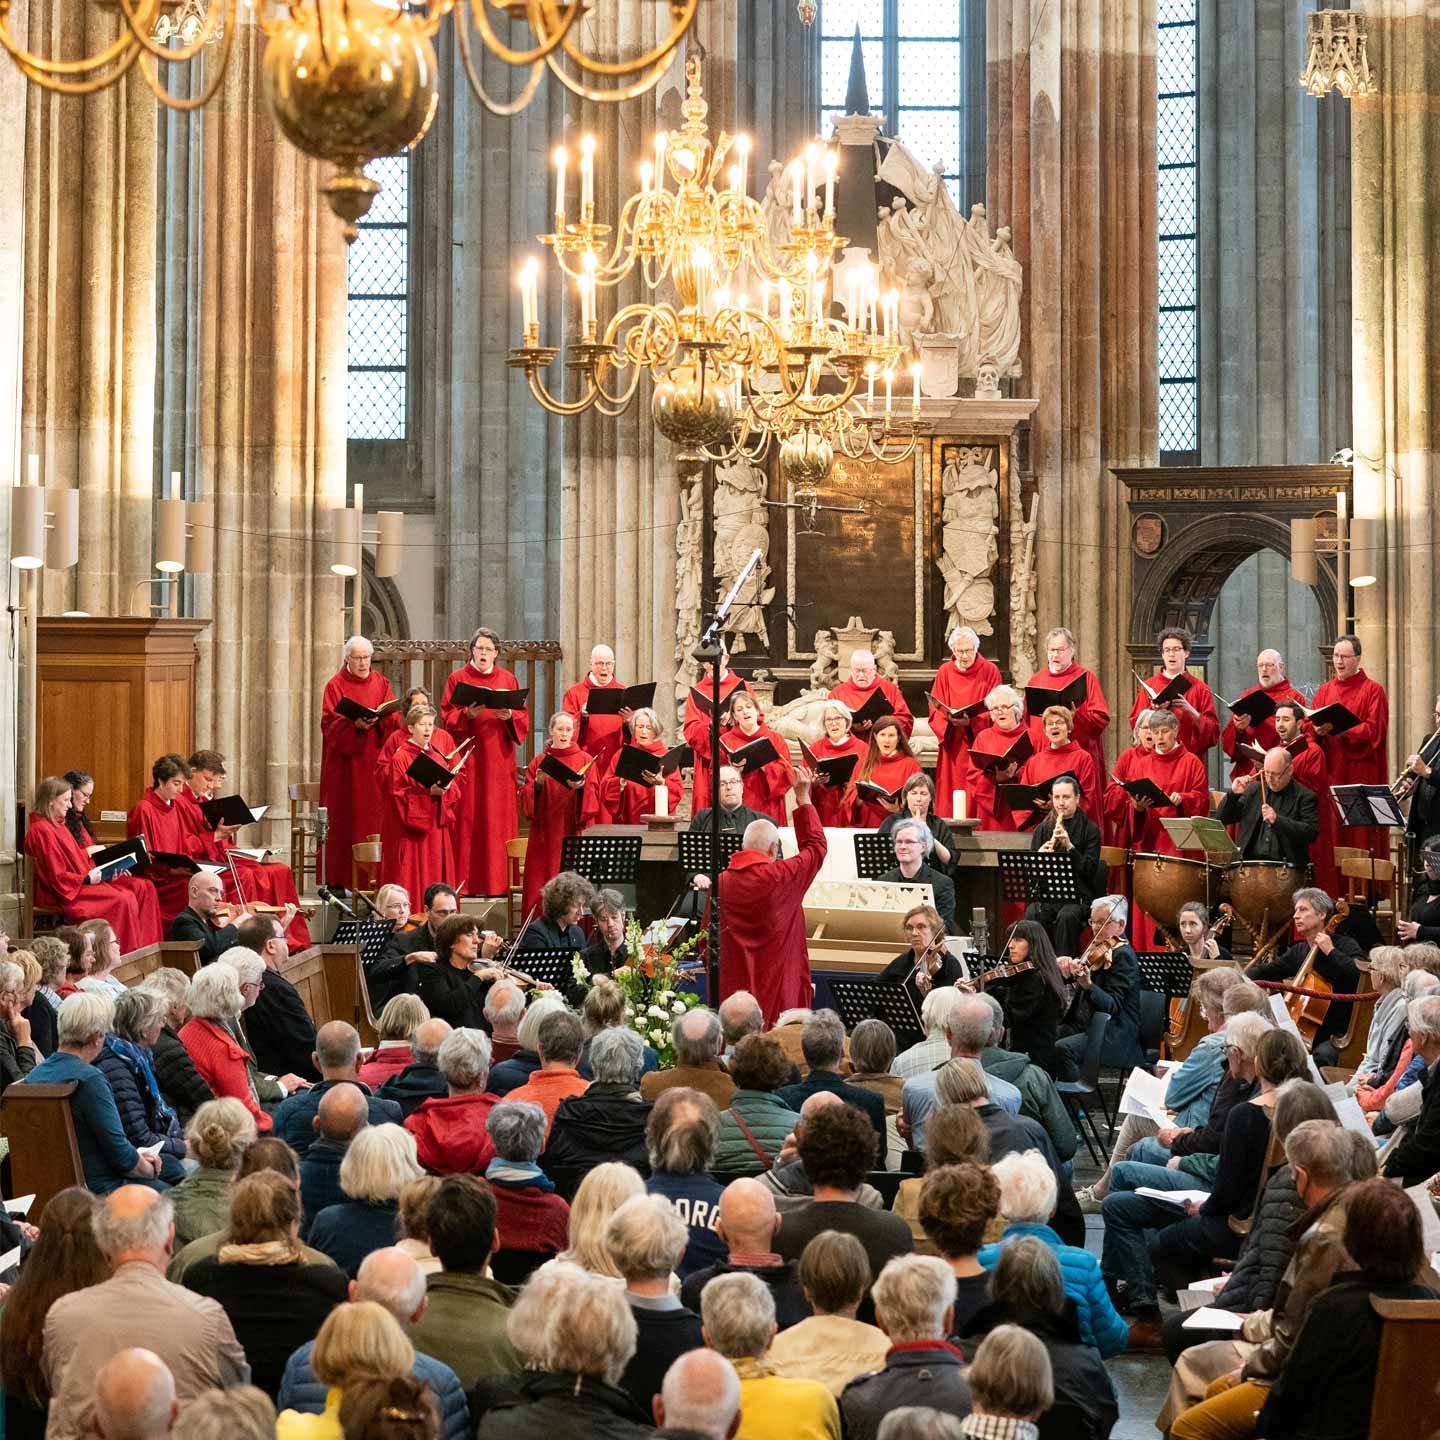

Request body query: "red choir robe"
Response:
[1220, 679, 1307, 772]
[720, 722, 795, 823]
[848, 753, 923, 830]
[962, 724, 1029, 834]
[1019, 742, 1101, 828]
[718, 803, 828, 1024]
[320, 666, 398, 885]
[441, 663, 530, 896]
[596, 739, 685, 826]
[521, 744, 599, 914]
[381, 737, 465, 900]
[807, 735, 868, 828]
[929, 656, 1001, 819]
[1024, 662, 1111, 788]
[683, 673, 755, 815]
[1101, 742, 1150, 907]
[1311, 669, 1390, 853]
[562, 676, 629, 770]
[127, 788, 202, 925]
[828, 677, 915, 738]
[1128, 672, 1221, 762]
[25, 816, 162, 952]
[1289, 737, 1339, 894]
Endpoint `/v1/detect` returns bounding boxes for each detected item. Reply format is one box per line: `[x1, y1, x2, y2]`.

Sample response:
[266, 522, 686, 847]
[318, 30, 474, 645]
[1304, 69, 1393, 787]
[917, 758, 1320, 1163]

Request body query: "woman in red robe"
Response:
[807, 702, 868, 828]
[962, 686, 1029, 833]
[683, 657, 755, 816]
[382, 704, 465, 900]
[127, 754, 204, 925]
[320, 637, 398, 888]
[596, 708, 684, 825]
[26, 776, 162, 951]
[440, 627, 530, 897]
[1024, 628, 1111, 789]
[520, 712, 597, 914]
[849, 716, 922, 829]
[1019, 706, 1101, 829]
[720, 692, 794, 823]
[929, 626, 1000, 820]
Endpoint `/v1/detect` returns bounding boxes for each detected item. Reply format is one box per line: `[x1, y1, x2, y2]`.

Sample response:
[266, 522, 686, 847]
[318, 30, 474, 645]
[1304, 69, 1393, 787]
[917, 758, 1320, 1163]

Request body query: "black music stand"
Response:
[997, 851, 1078, 905]
[335, 919, 397, 970]
[559, 835, 644, 888]
[1135, 949, 1196, 999]
[1331, 785, 1405, 830]
[677, 829, 744, 877]
[853, 832, 897, 880]
[506, 950, 581, 992]
[829, 977, 923, 1051]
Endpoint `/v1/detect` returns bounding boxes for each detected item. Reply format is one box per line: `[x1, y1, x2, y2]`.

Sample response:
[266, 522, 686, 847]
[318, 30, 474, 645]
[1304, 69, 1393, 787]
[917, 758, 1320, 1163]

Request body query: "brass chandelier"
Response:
[510, 56, 920, 485]
[0, 0, 701, 238]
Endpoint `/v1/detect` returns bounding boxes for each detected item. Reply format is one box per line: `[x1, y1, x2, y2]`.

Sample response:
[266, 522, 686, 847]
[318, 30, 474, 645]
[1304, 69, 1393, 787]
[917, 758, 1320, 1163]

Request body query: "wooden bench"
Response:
[112, 940, 203, 988]
[274, 943, 375, 1046]
[0, 1080, 85, 1218]
[1368, 1296, 1440, 1437]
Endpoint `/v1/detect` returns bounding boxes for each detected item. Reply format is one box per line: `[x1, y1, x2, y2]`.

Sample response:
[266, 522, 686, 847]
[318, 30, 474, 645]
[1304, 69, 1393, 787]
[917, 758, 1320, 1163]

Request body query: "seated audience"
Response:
[542, 1026, 651, 1198]
[841, 1255, 973, 1440]
[13, 948, 57, 1059]
[395, 1177, 443, 1276]
[682, 1177, 808, 1328]
[577, 976, 659, 1080]
[700, 1272, 840, 1440]
[413, 914, 506, 1032]
[646, 1087, 729, 1277]
[958, 1325, 1054, 1440]
[608, 1193, 706, 1415]
[642, 1009, 738, 1107]
[917, 1160, 1000, 1331]
[236, 912, 319, 1083]
[41, 1186, 248, 1440]
[140, 968, 215, 1124]
[553, 1161, 647, 1280]
[715, 1033, 800, 1181]
[180, 963, 277, 1134]
[96, 986, 189, 1185]
[299, 1085, 370, 1238]
[777, 1011, 886, 1141]
[404, 1027, 498, 1174]
[891, 986, 965, 1079]
[486, 1100, 571, 1263]
[958, 1236, 1117, 1440]
[484, 981, 527, 1065]
[379, 1018, 453, 1118]
[183, 1170, 349, 1399]
[360, 994, 430, 1090]
[1382, 992, 1440, 1185]
[169, 1096, 259, 1245]
[846, 1019, 904, 1163]
[719, 990, 767, 1059]
[77, 918, 128, 996]
[174, 1385, 277, 1440]
[490, 997, 570, 1096]
[31, 933, 69, 1016]
[766, 1230, 890, 1397]
[652, 1349, 742, 1440]
[91, 1348, 180, 1440]
[893, 1103, 992, 1251]
[340, 1375, 440, 1440]
[504, 1008, 589, 1131]
[970, 991, 1080, 1164]
[53, 924, 95, 997]
[274, 1020, 403, 1157]
[309, 1123, 425, 1278]
[0, 957, 39, 1087]
[24, 990, 165, 1192]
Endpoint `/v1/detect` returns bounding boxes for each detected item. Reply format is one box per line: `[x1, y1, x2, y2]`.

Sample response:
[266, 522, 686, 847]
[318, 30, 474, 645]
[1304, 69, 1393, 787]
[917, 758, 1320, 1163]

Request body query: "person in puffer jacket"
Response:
[143, 968, 216, 1124]
[713, 1035, 799, 1180]
[276, 1246, 471, 1440]
[94, 989, 188, 1184]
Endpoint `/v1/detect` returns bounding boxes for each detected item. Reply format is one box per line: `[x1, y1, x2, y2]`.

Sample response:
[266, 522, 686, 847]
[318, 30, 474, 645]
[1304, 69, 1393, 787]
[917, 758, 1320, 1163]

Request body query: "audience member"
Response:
[714, 1035, 800, 1180]
[360, 995, 430, 1090]
[404, 1027, 498, 1173]
[646, 1087, 729, 1277]
[171, 1386, 276, 1440]
[846, 1019, 904, 1164]
[395, 1178, 443, 1276]
[1382, 993, 1440, 1185]
[309, 1124, 425, 1277]
[554, 1161, 647, 1279]
[299, 1084, 371, 1237]
[490, 997, 569, 1096]
[96, 987, 192, 1186]
[378, 1018, 453, 1118]
[339, 1375, 440, 1440]
[92, 1347, 179, 1440]
[971, 991, 1080, 1163]
[777, 1012, 886, 1140]
[169, 1097, 258, 1244]
[0, 957, 38, 1087]
[653, 1349, 742, 1440]
[275, 1021, 402, 1157]
[766, 1231, 890, 1397]
[718, 991, 766, 1059]
[893, 1103, 992, 1251]
[140, 970, 215, 1125]
[484, 983, 527, 1065]
[682, 1177, 808, 1328]
[179, 963, 277, 1134]
[901, 995, 1024, 1149]
[504, 1009, 589, 1131]
[959, 1325, 1054, 1440]
[890, 987, 965, 1079]
[643, 1009, 739, 1107]
[875, 1410, 963, 1440]
[236, 913, 320, 1083]
[917, 1160, 1000, 1332]
[214, 947, 309, 1110]
[482, 1100, 570, 1261]
[761, 1092, 885, 1210]
[542, 1025, 652, 1197]
[577, 976, 659, 1079]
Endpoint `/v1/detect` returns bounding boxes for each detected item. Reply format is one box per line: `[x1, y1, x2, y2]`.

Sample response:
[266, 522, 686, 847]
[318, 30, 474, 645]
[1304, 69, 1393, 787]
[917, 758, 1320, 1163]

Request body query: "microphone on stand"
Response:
[317, 885, 355, 918]
[972, 906, 991, 957]
[353, 889, 383, 920]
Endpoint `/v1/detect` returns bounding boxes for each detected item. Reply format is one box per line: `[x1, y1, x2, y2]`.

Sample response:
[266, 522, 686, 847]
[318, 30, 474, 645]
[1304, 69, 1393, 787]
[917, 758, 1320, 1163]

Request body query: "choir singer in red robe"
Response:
[962, 686, 1030, 833]
[520, 711, 597, 914]
[720, 692, 794, 823]
[683, 653, 754, 816]
[1128, 627, 1220, 762]
[1104, 713, 1156, 851]
[807, 702, 867, 827]
[562, 644, 631, 769]
[320, 636, 397, 888]
[26, 776, 162, 951]
[1019, 706, 1100, 827]
[1024, 628, 1111, 785]
[929, 626, 1000, 819]
[849, 716, 922, 829]
[1274, 700, 1339, 894]
[441, 626, 530, 896]
[1311, 633, 1390, 854]
[127, 754, 202, 924]
[711, 767, 827, 1024]
[596, 708, 684, 825]
[382, 704, 465, 899]
[829, 647, 914, 740]
[1220, 648, 1306, 773]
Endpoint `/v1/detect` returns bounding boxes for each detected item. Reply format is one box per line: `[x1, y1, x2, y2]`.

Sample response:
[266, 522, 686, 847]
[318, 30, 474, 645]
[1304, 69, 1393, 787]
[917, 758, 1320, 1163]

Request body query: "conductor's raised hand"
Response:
[793, 766, 816, 806]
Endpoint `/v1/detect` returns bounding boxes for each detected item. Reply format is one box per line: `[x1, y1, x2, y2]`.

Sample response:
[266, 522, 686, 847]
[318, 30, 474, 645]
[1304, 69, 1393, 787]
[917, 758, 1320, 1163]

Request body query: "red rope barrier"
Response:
[1252, 980, 1381, 1002]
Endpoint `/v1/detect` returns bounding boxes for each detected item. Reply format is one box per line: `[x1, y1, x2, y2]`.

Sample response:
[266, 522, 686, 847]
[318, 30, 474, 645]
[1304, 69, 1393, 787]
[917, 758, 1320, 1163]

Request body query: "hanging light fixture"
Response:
[1298, 9, 1376, 98]
[0, 0, 702, 239]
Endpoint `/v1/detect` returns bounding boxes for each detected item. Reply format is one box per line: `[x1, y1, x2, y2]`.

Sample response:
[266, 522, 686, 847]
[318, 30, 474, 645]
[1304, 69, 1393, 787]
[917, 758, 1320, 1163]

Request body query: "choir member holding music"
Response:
[381, 703, 469, 898]
[1024, 628, 1110, 786]
[849, 715, 922, 828]
[520, 711, 597, 914]
[928, 625, 1000, 820]
[598, 708, 686, 825]
[683, 652, 754, 815]
[829, 647, 914, 740]
[1127, 627, 1220, 761]
[801, 702, 867, 827]
[718, 691, 793, 823]
[962, 686, 1032, 833]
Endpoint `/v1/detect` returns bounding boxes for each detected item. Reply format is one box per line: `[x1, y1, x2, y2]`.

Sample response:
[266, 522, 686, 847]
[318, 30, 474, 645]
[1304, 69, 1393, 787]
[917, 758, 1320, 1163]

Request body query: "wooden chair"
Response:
[1342, 857, 1397, 938]
[289, 782, 322, 894]
[506, 837, 528, 932]
[351, 837, 382, 905]
[1333, 994, 1378, 1072]
[0, 1080, 85, 1218]
[1333, 845, 1369, 866]
[1368, 1296, 1440, 1438]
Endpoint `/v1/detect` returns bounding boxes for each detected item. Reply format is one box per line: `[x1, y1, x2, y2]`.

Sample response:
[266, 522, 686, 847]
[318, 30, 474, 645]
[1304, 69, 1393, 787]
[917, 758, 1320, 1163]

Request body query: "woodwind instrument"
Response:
[1038, 811, 1070, 852]
[1392, 730, 1440, 801]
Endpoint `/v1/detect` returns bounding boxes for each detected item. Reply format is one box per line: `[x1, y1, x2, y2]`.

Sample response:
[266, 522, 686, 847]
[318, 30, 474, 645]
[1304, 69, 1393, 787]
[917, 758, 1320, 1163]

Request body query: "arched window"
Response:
[1158, 0, 1199, 463]
[346, 155, 411, 441]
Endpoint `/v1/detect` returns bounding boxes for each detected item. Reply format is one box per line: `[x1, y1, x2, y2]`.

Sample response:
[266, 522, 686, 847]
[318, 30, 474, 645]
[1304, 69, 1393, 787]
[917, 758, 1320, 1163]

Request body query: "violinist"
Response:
[1024, 775, 1106, 955]
[373, 884, 413, 926]
[168, 870, 249, 966]
[987, 920, 1067, 1077]
[1401, 695, 1440, 870]
[515, 871, 594, 955]
[368, 883, 474, 1010]
[881, 904, 966, 1012]
[1054, 895, 1144, 1078]
[414, 913, 509, 1030]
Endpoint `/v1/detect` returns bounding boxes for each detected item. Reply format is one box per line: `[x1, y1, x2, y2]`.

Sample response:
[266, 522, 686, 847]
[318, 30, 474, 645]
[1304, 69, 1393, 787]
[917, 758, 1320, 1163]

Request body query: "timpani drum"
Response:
[1131, 852, 1214, 929]
[1225, 861, 1302, 936]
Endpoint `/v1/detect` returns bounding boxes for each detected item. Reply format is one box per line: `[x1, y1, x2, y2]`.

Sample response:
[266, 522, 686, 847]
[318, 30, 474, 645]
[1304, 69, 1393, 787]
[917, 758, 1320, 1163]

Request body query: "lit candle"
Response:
[866, 364, 876, 411]
[868, 288, 878, 335]
[805, 142, 819, 212]
[912, 363, 921, 415]
[639, 160, 653, 197]
[845, 276, 857, 329]
[519, 258, 538, 333]
[791, 160, 804, 226]
[580, 134, 595, 215]
[953, 789, 967, 821]
[654, 132, 668, 194]
[736, 134, 751, 196]
[884, 371, 893, 419]
[655, 783, 669, 818]
[824, 150, 837, 218]
[553, 146, 568, 229]
[727, 164, 740, 196]
[694, 247, 711, 314]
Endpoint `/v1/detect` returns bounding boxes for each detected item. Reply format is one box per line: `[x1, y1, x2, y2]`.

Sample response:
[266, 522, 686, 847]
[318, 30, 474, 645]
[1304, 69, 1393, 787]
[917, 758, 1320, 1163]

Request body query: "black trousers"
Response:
[1024, 900, 1087, 957]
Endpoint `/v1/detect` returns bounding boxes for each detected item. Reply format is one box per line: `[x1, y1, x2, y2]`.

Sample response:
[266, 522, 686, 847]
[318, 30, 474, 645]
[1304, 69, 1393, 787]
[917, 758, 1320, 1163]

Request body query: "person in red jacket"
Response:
[1128, 627, 1220, 764]
[1311, 633, 1390, 854]
[404, 1027, 499, 1175]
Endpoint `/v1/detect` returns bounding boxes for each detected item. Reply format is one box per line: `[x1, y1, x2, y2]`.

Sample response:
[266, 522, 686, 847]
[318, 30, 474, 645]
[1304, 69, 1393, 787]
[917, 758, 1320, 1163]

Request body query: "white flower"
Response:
[649, 1028, 666, 1045]
[647, 1004, 667, 1019]
[672, 1001, 687, 1014]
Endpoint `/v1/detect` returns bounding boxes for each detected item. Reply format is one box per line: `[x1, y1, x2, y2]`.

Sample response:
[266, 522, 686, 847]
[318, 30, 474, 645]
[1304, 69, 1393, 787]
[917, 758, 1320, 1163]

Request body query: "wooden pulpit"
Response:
[35, 618, 210, 841]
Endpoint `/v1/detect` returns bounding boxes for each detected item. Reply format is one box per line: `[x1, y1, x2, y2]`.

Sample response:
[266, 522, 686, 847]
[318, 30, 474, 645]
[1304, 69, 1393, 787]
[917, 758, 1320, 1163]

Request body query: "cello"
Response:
[1286, 898, 1350, 1047]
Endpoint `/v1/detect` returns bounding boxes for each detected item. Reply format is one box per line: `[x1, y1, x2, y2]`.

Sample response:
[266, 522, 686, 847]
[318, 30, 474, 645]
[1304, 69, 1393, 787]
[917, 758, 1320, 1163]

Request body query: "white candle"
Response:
[885, 372, 893, 419]
[580, 134, 595, 214]
[805, 143, 818, 212]
[727, 164, 740, 196]
[912, 363, 921, 414]
[791, 161, 804, 226]
[736, 134, 751, 196]
[553, 147, 567, 228]
[519, 259, 538, 332]
[640, 160, 653, 197]
[654, 132, 668, 194]
[824, 150, 837, 218]
[779, 278, 792, 337]
[952, 789, 967, 821]
[655, 784, 669, 817]
[866, 365, 875, 411]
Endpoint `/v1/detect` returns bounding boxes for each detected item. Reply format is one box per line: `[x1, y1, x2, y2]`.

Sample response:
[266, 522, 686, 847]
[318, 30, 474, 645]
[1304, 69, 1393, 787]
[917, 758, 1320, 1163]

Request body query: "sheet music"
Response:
[1183, 1306, 1245, 1332]
[1405, 1183, 1440, 1256]
[1118, 1067, 1173, 1126]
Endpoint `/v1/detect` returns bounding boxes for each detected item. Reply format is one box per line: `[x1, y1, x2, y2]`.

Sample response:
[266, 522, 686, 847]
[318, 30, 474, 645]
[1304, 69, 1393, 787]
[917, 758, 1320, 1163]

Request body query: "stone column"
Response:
[988, 0, 1159, 760]
[736, 0, 813, 158]
[1351, 0, 1440, 764]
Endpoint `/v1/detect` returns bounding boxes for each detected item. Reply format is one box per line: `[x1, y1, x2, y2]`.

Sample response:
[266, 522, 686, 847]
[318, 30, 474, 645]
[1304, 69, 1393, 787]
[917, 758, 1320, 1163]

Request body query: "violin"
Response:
[909, 934, 950, 992]
[1076, 894, 1127, 973]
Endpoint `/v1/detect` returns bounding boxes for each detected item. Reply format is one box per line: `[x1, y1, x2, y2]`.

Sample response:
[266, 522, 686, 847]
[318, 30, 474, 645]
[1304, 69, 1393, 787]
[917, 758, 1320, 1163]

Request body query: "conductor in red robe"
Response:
[320, 636, 397, 889]
[441, 626, 530, 897]
[720, 692, 794, 824]
[1128, 627, 1220, 762]
[929, 626, 1000, 819]
[596, 708, 684, 825]
[1024, 628, 1111, 786]
[520, 711, 598, 914]
[26, 776, 162, 951]
[1311, 634, 1390, 854]
[382, 704, 465, 900]
[829, 647, 914, 740]
[1274, 701, 1339, 894]
[1220, 649, 1307, 774]
[562, 644, 631, 770]
[712, 767, 827, 1024]
[683, 655, 755, 816]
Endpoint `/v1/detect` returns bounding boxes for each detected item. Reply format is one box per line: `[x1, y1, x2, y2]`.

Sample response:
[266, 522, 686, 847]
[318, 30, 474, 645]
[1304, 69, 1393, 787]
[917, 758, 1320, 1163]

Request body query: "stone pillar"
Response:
[1351, 0, 1440, 765]
[988, 0, 1159, 761]
[191, 18, 348, 813]
[736, 0, 814, 159]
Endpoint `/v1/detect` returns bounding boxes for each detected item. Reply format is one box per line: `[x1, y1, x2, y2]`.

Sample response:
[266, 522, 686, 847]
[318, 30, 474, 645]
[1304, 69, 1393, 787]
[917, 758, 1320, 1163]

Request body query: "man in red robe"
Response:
[321, 636, 398, 892]
[929, 625, 1000, 819]
[1311, 633, 1390, 855]
[128, 755, 203, 925]
[829, 648, 914, 740]
[1128, 627, 1220, 763]
[683, 657, 755, 816]
[1024, 628, 1110, 786]
[561, 644, 631, 770]
[712, 768, 827, 1025]
[1220, 648, 1307, 776]
[1274, 700, 1339, 894]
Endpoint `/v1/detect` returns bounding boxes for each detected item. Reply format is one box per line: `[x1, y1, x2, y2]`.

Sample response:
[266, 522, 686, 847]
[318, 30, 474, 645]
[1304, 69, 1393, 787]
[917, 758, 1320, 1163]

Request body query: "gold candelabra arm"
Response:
[510, 346, 606, 417]
[459, 0, 588, 69]
[452, 9, 547, 117]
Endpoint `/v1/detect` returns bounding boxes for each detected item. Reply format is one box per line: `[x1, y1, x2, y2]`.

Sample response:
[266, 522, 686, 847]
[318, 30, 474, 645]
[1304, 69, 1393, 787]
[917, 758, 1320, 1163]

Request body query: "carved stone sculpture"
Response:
[937, 448, 999, 638]
[808, 629, 840, 691]
[674, 466, 706, 713]
[1009, 491, 1039, 682]
[713, 457, 774, 653]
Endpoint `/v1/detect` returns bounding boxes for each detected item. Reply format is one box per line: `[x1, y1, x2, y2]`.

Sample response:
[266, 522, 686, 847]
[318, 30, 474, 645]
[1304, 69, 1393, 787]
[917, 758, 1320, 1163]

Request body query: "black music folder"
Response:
[855, 780, 905, 805]
[450, 682, 528, 710]
[406, 750, 463, 791]
[723, 735, 782, 773]
[1121, 777, 1173, 807]
[335, 695, 404, 723]
[1135, 670, 1193, 705]
[849, 687, 893, 726]
[538, 752, 595, 786]
[585, 682, 658, 715]
[1301, 701, 1362, 738]
[799, 741, 859, 790]
[968, 728, 1034, 772]
[199, 796, 268, 829]
[927, 692, 988, 722]
[1001, 779, 1063, 813]
[1024, 675, 1088, 713]
[614, 743, 691, 784]
[1223, 689, 1278, 725]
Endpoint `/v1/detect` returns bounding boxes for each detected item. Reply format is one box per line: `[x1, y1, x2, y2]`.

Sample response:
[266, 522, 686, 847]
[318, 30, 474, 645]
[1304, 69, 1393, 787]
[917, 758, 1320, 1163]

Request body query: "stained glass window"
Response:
[1158, 0, 1198, 461]
[347, 155, 410, 441]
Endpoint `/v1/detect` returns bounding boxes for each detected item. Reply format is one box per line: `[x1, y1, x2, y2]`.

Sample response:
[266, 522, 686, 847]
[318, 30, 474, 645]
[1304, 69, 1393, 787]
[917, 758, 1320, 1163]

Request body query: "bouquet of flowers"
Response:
[577, 917, 703, 1068]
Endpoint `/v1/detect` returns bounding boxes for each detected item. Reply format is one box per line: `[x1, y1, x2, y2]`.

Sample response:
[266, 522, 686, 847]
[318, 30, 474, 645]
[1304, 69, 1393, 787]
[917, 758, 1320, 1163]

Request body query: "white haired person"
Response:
[562, 643, 632, 770]
[929, 625, 1002, 821]
[319, 634, 398, 891]
[808, 701, 867, 827]
[597, 706, 684, 825]
[1022, 627, 1110, 792]
[829, 646, 915, 742]
[962, 685, 1029, 833]
[307, 1124, 425, 1278]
